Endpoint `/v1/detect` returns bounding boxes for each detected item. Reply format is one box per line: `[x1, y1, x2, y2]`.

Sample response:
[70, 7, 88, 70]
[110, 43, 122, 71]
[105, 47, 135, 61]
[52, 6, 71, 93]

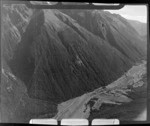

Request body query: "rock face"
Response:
[1, 3, 147, 122]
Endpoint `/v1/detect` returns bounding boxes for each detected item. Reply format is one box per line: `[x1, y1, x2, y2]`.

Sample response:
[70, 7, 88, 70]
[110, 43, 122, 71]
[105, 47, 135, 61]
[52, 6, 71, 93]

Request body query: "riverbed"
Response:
[53, 61, 147, 121]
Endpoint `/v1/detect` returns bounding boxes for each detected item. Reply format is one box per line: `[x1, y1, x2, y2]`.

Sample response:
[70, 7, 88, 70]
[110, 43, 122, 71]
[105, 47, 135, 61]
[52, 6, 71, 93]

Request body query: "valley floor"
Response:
[53, 60, 147, 121]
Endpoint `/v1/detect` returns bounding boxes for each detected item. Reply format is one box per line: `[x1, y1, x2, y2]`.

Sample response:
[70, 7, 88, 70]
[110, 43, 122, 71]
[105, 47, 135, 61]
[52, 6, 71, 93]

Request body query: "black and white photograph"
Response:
[0, 0, 148, 124]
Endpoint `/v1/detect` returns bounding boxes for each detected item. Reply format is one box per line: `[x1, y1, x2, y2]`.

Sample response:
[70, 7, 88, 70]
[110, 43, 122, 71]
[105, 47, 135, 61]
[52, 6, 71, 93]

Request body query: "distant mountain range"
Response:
[1, 4, 147, 122]
[127, 19, 147, 36]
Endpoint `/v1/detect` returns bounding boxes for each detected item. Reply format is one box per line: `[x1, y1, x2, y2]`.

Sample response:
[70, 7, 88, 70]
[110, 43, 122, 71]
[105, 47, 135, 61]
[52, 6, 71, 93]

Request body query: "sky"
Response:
[104, 5, 147, 23]
[31, 2, 147, 23]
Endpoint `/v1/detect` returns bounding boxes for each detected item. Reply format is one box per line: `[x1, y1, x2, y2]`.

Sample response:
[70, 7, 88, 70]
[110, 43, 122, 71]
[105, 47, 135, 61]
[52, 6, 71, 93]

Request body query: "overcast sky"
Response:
[104, 5, 147, 23]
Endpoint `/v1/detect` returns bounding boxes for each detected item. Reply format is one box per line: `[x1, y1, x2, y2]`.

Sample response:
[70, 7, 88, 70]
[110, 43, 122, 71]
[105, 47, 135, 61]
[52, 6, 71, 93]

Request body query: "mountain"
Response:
[127, 19, 147, 36]
[60, 10, 146, 59]
[1, 4, 147, 122]
[1, 5, 57, 123]
[1, 58, 57, 122]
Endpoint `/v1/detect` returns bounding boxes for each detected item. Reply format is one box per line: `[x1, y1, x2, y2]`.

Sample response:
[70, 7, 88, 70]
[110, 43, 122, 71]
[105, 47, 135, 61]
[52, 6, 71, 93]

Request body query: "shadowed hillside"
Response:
[1, 3, 147, 122]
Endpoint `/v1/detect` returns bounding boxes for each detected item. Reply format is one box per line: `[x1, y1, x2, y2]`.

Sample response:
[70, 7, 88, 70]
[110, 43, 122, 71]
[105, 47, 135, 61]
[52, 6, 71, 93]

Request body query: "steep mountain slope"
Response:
[1, 3, 147, 122]
[60, 10, 147, 61]
[127, 19, 147, 36]
[1, 5, 57, 123]
[1, 58, 57, 123]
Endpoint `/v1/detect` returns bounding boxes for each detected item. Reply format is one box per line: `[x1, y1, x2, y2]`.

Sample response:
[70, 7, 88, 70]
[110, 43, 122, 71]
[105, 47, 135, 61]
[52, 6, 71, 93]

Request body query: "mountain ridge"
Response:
[2, 5, 146, 102]
[1, 4, 147, 122]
